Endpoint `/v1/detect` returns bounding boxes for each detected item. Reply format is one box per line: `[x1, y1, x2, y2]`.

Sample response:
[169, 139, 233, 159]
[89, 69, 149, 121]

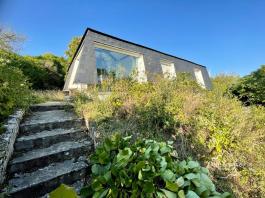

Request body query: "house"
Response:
[64, 28, 211, 91]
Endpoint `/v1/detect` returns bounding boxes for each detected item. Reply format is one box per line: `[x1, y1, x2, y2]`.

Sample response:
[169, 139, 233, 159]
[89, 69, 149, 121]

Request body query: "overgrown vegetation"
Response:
[1, 28, 264, 197]
[230, 65, 265, 106]
[0, 60, 32, 130]
[74, 73, 265, 197]
[80, 134, 230, 198]
[0, 28, 69, 130]
[0, 50, 66, 89]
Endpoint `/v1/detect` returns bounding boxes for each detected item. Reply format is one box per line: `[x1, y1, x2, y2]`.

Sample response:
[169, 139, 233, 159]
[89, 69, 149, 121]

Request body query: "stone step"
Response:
[29, 101, 73, 112]
[8, 140, 92, 176]
[20, 110, 83, 134]
[14, 127, 88, 155]
[7, 160, 88, 198]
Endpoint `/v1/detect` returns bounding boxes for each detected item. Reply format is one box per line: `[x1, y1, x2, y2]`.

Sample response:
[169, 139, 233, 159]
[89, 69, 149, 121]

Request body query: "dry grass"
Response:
[32, 90, 65, 102]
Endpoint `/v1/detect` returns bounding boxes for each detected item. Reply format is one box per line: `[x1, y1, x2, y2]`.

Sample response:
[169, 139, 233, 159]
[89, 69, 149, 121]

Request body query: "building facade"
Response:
[64, 28, 212, 91]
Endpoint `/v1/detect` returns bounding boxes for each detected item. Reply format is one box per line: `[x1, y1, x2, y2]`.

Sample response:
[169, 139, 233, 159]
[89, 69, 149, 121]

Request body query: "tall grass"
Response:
[32, 90, 65, 103]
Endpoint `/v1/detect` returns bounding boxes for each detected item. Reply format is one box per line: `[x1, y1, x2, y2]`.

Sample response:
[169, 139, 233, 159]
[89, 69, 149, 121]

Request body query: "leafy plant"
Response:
[81, 134, 230, 198]
[0, 62, 32, 126]
[49, 184, 79, 198]
[230, 65, 265, 105]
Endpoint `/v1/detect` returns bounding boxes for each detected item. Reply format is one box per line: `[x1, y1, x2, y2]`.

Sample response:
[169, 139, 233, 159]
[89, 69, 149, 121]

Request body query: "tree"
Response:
[27, 53, 68, 76]
[0, 27, 25, 52]
[65, 36, 81, 63]
[0, 50, 65, 89]
[231, 65, 265, 105]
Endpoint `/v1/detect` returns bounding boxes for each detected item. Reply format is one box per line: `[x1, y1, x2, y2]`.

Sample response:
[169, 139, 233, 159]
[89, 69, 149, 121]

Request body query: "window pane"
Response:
[95, 47, 137, 81]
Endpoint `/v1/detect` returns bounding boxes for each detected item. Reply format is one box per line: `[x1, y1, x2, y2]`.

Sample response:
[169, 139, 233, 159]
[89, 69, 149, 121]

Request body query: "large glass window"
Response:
[95, 47, 137, 83]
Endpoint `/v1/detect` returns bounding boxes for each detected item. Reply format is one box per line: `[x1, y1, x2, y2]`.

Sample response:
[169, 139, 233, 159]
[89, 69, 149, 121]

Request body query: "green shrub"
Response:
[230, 65, 265, 105]
[0, 49, 65, 89]
[0, 62, 31, 126]
[81, 134, 230, 198]
[211, 75, 239, 97]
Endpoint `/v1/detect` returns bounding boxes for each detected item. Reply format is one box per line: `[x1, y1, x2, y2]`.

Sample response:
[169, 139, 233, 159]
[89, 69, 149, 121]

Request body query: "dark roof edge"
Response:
[67, 28, 89, 72]
[67, 27, 206, 72]
[87, 28, 206, 68]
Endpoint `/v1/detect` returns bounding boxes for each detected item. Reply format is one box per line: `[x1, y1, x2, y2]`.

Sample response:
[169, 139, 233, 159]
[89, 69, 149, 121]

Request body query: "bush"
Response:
[81, 134, 230, 198]
[230, 65, 265, 105]
[73, 73, 265, 197]
[25, 53, 67, 78]
[0, 49, 65, 89]
[0, 62, 31, 126]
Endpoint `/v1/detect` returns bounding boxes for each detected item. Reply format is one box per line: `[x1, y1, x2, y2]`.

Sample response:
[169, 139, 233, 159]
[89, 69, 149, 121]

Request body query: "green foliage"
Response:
[81, 134, 229, 198]
[74, 73, 265, 197]
[211, 75, 239, 97]
[65, 36, 81, 63]
[49, 184, 79, 198]
[0, 49, 65, 89]
[230, 65, 265, 105]
[25, 53, 67, 76]
[0, 61, 31, 125]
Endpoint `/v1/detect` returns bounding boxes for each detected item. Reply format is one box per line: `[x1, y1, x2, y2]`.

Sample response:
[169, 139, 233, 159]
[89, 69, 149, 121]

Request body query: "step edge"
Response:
[8, 161, 88, 194]
[10, 140, 92, 165]
[20, 118, 83, 128]
[16, 128, 85, 142]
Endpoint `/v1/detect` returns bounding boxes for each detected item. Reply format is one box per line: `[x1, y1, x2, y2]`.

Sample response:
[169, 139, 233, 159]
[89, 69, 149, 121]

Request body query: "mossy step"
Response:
[8, 160, 88, 198]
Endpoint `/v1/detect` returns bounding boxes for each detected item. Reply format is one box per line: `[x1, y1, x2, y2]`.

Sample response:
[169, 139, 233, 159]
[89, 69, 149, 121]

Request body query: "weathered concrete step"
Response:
[7, 160, 88, 198]
[20, 110, 83, 134]
[30, 101, 73, 112]
[14, 127, 87, 155]
[8, 140, 92, 176]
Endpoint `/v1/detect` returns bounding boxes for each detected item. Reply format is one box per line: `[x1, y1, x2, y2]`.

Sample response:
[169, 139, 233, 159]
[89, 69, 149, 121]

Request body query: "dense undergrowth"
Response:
[74, 74, 265, 198]
[0, 49, 66, 129]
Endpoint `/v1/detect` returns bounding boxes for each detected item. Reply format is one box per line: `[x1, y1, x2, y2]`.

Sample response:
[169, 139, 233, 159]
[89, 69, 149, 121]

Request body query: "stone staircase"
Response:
[4, 102, 93, 198]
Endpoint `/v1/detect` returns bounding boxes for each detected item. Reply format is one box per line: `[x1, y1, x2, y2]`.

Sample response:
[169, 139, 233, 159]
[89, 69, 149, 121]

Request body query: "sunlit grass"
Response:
[32, 90, 65, 103]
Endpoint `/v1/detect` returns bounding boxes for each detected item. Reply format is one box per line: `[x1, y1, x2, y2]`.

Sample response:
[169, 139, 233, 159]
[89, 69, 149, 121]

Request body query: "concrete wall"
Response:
[64, 29, 212, 90]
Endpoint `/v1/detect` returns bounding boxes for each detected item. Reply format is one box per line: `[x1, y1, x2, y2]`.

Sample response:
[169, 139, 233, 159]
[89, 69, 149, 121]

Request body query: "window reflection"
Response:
[95, 48, 137, 83]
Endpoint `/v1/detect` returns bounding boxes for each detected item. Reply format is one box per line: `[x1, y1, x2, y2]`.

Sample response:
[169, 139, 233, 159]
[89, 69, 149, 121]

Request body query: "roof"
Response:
[67, 27, 206, 72]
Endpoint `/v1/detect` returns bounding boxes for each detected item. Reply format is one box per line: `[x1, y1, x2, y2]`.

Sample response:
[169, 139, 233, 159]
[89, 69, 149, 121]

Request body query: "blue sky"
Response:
[1, 0, 264, 76]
